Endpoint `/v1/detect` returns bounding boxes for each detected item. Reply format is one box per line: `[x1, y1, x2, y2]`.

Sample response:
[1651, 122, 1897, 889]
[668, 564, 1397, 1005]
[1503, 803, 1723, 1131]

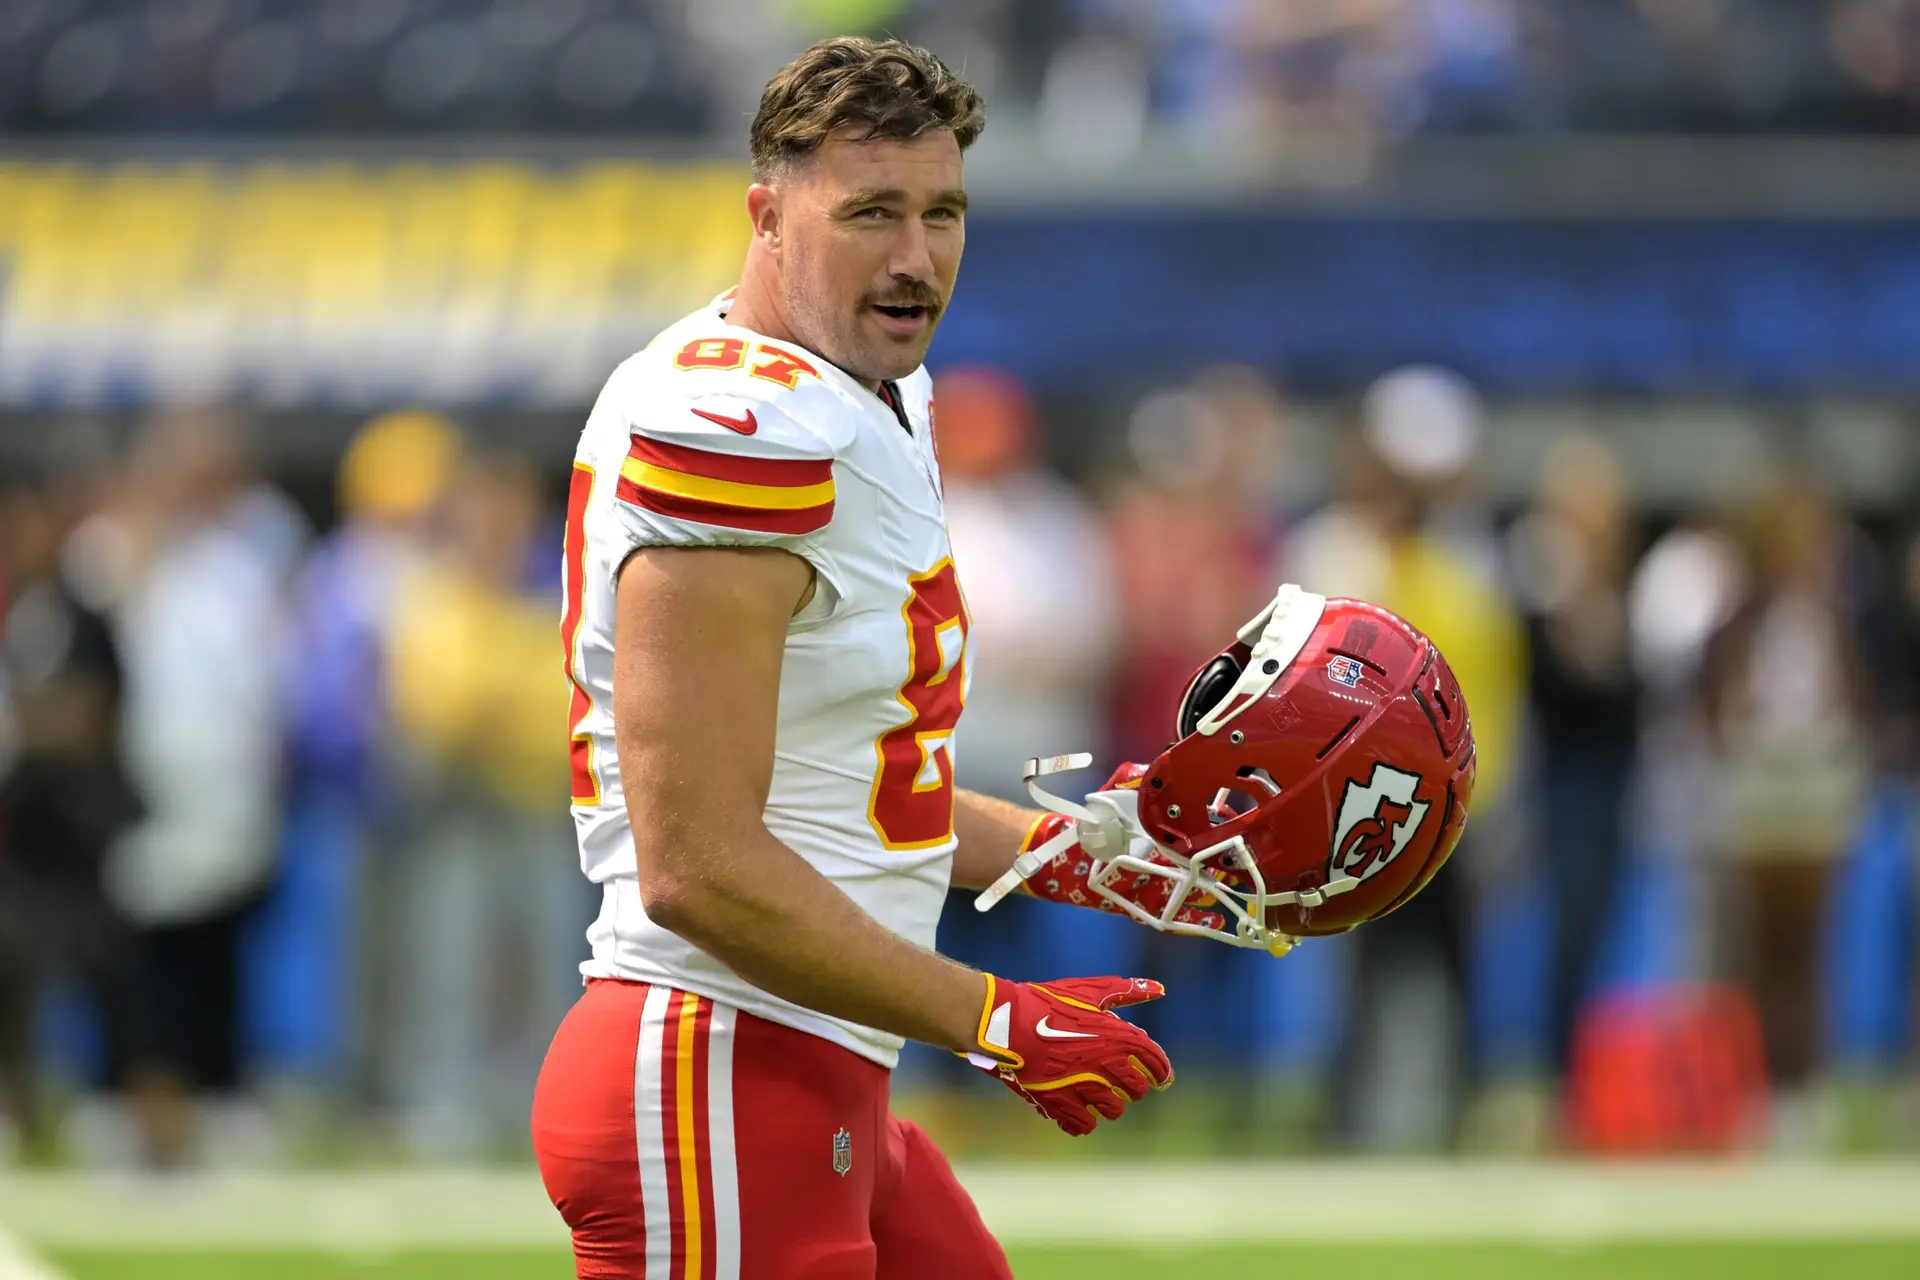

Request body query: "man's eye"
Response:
[855, 207, 890, 220]
[926, 207, 959, 222]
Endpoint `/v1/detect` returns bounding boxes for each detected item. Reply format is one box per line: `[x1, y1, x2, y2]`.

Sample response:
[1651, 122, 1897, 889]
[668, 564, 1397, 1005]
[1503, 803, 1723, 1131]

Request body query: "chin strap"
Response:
[973, 754, 1110, 913]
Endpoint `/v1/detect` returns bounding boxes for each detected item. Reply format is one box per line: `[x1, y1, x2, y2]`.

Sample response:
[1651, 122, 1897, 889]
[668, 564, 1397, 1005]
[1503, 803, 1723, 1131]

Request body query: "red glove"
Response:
[1019, 763, 1228, 932]
[965, 974, 1173, 1136]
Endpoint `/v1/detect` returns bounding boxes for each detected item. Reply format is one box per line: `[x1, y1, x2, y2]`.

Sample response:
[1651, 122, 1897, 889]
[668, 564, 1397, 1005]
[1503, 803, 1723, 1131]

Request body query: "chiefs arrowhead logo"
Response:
[1329, 763, 1430, 883]
[691, 406, 757, 435]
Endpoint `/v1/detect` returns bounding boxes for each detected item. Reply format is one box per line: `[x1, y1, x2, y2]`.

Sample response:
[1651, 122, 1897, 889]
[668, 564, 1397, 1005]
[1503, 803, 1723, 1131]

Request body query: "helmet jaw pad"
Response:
[1187, 585, 1328, 739]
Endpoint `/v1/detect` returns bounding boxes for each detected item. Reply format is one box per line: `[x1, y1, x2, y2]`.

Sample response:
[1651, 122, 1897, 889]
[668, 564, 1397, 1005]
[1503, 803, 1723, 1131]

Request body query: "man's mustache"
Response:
[867, 285, 942, 309]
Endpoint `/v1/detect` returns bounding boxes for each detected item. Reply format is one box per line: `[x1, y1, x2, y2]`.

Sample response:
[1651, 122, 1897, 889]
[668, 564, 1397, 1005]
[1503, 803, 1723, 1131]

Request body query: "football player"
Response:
[531, 37, 1175, 1280]
[530, 35, 1482, 1277]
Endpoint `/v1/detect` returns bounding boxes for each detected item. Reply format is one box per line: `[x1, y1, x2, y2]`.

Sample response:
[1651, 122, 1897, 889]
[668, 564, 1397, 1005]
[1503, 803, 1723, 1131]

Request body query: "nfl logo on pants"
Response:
[831, 1128, 853, 1177]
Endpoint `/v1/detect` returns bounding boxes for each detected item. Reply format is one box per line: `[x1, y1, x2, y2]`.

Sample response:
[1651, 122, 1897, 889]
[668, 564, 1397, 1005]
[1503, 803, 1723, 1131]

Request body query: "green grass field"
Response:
[40, 1243, 1920, 1280]
[8, 1164, 1920, 1280]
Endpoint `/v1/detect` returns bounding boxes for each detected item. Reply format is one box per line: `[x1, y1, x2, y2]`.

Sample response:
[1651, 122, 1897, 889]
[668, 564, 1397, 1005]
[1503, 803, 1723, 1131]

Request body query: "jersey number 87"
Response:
[868, 559, 969, 850]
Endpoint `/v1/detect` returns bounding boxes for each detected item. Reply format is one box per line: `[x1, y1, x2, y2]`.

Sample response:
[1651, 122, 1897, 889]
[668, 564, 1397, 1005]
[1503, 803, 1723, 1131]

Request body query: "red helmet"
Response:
[1028, 585, 1475, 950]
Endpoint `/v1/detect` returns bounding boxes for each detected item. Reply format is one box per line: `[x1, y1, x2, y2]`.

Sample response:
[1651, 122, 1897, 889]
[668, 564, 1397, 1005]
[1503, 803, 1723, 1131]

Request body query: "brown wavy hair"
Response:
[750, 37, 986, 181]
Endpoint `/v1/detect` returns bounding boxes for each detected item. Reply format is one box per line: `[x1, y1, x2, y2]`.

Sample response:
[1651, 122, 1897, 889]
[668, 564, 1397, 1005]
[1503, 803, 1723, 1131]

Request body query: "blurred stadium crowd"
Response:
[7, 0, 1920, 142]
[3, 363, 1919, 1168]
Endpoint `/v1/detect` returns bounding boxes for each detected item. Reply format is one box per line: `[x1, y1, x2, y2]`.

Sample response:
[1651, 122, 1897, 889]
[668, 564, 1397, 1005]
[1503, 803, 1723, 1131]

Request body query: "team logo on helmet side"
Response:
[1329, 763, 1430, 883]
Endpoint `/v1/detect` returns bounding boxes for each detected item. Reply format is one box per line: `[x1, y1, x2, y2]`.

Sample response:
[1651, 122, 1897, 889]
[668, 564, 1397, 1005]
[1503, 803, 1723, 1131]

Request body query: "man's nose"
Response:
[888, 217, 937, 285]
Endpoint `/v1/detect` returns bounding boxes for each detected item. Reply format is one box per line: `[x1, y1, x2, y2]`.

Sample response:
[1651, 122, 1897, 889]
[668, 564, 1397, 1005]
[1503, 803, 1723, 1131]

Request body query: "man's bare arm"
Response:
[615, 545, 986, 1053]
[950, 789, 1044, 892]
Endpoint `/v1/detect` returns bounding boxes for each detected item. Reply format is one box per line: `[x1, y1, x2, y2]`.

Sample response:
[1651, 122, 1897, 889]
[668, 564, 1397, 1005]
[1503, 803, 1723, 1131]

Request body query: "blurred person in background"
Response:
[1901, 522, 1920, 1114]
[1700, 470, 1875, 1145]
[1286, 365, 1525, 1150]
[939, 366, 1119, 803]
[1508, 432, 1641, 1081]
[1626, 501, 1748, 909]
[1106, 367, 1291, 768]
[280, 411, 464, 1107]
[925, 365, 1124, 1104]
[80, 407, 297, 1167]
[0, 458, 142, 1163]
[384, 452, 586, 1157]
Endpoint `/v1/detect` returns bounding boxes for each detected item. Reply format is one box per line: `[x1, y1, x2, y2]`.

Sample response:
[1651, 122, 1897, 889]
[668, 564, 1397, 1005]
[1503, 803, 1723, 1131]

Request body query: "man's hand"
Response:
[965, 974, 1173, 1136]
[1019, 764, 1230, 932]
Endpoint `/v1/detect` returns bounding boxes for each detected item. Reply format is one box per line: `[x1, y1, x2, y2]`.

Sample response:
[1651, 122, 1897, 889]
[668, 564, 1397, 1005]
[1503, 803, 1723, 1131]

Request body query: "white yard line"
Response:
[0, 1163, 1918, 1253]
[0, 1170, 568, 1254]
[0, 1223, 68, 1280]
[965, 1161, 1920, 1244]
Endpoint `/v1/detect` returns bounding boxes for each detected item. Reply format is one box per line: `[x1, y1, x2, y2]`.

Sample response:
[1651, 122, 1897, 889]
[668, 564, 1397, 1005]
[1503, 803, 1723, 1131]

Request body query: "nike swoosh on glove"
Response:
[1019, 763, 1229, 932]
[966, 974, 1173, 1136]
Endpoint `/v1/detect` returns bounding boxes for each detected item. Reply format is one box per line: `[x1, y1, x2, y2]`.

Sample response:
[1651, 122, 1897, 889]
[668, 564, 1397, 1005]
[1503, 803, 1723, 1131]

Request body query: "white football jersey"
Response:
[561, 297, 970, 1066]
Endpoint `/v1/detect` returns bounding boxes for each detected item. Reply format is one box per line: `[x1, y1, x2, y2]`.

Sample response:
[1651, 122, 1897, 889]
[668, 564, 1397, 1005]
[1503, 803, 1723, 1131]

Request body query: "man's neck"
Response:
[725, 273, 882, 393]
[718, 271, 791, 352]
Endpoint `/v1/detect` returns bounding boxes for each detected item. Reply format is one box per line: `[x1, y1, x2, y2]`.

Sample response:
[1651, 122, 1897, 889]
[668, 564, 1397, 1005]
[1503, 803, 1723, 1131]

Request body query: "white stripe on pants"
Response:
[707, 1002, 740, 1280]
[634, 986, 674, 1278]
[632, 988, 741, 1279]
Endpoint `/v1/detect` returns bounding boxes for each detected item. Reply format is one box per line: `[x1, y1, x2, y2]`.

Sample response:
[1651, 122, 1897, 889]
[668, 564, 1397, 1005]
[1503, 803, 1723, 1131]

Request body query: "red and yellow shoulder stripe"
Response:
[617, 432, 834, 535]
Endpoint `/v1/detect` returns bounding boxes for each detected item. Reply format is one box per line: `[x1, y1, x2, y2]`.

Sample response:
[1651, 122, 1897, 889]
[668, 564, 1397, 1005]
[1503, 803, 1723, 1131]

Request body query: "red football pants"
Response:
[532, 978, 1013, 1280]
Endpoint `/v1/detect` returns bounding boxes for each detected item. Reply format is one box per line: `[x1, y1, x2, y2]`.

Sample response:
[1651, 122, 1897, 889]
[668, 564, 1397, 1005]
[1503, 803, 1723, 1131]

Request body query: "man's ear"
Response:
[745, 183, 781, 252]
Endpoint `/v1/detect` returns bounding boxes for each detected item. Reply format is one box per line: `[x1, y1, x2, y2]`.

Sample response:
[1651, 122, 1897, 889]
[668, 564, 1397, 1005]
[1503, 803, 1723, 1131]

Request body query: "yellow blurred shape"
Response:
[339, 408, 464, 522]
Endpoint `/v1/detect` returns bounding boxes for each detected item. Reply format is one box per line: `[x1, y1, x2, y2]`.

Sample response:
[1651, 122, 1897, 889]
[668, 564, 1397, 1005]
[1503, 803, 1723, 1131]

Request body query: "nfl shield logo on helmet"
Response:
[831, 1127, 852, 1177]
[1326, 655, 1364, 688]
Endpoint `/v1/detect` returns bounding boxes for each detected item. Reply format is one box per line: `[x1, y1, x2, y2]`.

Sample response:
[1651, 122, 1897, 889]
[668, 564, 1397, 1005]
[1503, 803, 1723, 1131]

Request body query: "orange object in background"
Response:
[1563, 984, 1768, 1154]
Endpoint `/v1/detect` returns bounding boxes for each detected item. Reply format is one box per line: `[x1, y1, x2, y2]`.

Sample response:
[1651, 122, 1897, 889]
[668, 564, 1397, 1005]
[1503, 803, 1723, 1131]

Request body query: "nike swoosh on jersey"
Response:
[1034, 1016, 1099, 1040]
[691, 406, 758, 435]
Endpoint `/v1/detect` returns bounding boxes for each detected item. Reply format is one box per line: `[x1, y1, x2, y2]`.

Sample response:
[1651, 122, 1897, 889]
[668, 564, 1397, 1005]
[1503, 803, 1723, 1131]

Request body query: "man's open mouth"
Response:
[873, 304, 930, 321]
